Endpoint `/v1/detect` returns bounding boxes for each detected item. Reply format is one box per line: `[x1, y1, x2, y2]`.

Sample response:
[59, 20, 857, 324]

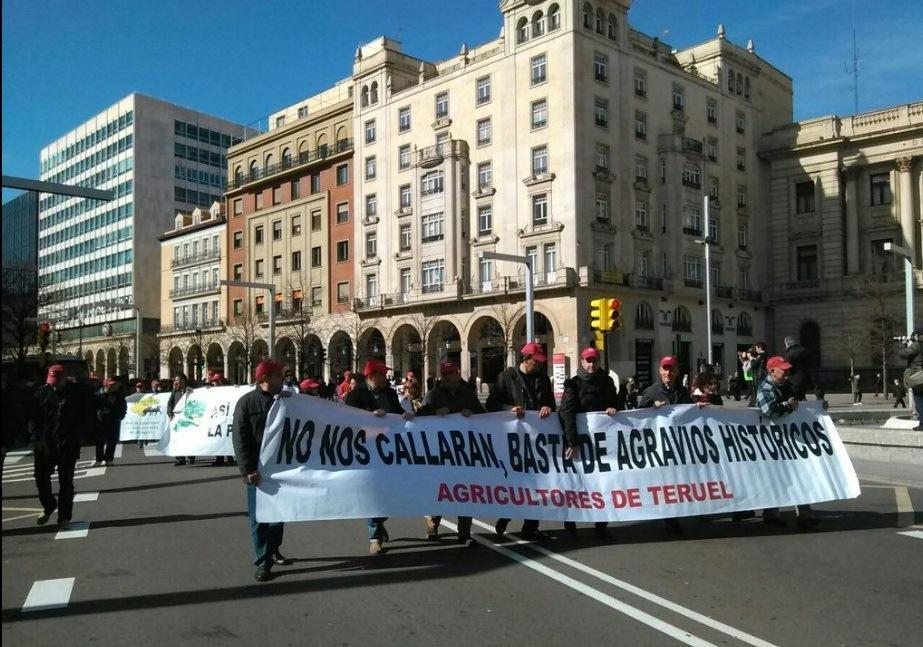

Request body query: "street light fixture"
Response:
[883, 242, 916, 338]
[480, 251, 535, 344]
[220, 279, 277, 360]
[695, 194, 717, 365]
[98, 300, 142, 379]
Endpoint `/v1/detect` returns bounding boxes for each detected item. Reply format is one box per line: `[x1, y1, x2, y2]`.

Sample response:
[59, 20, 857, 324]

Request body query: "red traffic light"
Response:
[609, 299, 621, 312]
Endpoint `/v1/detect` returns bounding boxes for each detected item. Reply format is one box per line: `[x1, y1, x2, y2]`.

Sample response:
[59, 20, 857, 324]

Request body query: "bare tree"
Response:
[1, 267, 43, 371]
[486, 301, 522, 367]
[226, 311, 265, 382]
[320, 309, 378, 373]
[855, 272, 901, 397]
[276, 276, 316, 378]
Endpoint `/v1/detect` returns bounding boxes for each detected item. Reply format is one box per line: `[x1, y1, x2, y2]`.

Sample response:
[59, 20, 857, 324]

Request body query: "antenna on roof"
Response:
[848, 6, 859, 113]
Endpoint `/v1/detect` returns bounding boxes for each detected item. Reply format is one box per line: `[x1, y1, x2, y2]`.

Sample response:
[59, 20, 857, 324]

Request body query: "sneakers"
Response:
[271, 552, 293, 566]
[425, 517, 440, 541]
[173, 458, 187, 466]
[494, 519, 509, 535]
[369, 540, 383, 555]
[457, 534, 472, 545]
[36, 506, 57, 526]
[255, 564, 273, 582]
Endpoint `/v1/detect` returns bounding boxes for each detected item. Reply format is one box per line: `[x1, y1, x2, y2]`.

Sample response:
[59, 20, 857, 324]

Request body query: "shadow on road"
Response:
[1, 511, 247, 538]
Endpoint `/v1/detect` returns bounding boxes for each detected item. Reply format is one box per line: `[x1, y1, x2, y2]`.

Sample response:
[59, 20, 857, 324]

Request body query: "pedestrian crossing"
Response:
[2, 459, 106, 484]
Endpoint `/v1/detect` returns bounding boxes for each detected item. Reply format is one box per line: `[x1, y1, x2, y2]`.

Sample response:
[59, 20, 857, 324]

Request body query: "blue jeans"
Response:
[914, 391, 923, 427]
[367, 517, 388, 541]
[247, 484, 284, 566]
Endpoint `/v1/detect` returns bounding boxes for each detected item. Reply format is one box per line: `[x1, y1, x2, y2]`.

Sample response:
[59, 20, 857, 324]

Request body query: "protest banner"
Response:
[157, 385, 251, 456]
[119, 392, 172, 441]
[255, 397, 860, 523]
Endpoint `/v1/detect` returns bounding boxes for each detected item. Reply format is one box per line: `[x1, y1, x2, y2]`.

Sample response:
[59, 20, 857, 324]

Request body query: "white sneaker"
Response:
[92, 460, 102, 466]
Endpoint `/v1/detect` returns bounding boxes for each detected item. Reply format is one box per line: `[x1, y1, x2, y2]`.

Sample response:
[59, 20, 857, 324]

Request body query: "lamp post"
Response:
[220, 280, 276, 360]
[696, 194, 717, 365]
[884, 242, 917, 416]
[98, 300, 142, 379]
[480, 251, 535, 343]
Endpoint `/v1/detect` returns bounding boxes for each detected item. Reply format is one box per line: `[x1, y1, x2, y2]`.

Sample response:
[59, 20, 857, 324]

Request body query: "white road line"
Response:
[894, 486, 915, 528]
[114, 444, 124, 458]
[2, 465, 106, 484]
[73, 492, 100, 503]
[22, 578, 75, 612]
[7, 449, 33, 456]
[2, 512, 41, 523]
[143, 445, 163, 457]
[55, 522, 91, 540]
[440, 520, 718, 647]
[4, 455, 24, 465]
[467, 519, 777, 647]
[897, 530, 923, 540]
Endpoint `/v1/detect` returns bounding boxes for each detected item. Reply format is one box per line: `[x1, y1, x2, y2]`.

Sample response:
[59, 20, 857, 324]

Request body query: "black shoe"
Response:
[213, 457, 226, 466]
[227, 457, 237, 465]
[494, 519, 509, 535]
[58, 517, 72, 530]
[457, 534, 472, 545]
[732, 510, 756, 521]
[173, 458, 186, 466]
[36, 506, 57, 526]
[520, 529, 551, 541]
[564, 521, 577, 534]
[664, 518, 683, 535]
[796, 515, 820, 530]
[272, 552, 293, 566]
[763, 514, 787, 528]
[255, 564, 273, 582]
[189, 457, 196, 464]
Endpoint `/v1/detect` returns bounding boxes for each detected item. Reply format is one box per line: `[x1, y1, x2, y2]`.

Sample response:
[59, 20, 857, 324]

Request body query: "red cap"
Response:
[254, 359, 285, 382]
[659, 356, 679, 368]
[440, 362, 459, 376]
[209, 373, 224, 383]
[581, 347, 600, 361]
[520, 342, 547, 362]
[363, 359, 390, 377]
[47, 364, 66, 376]
[766, 356, 793, 371]
[300, 378, 319, 391]
[104, 378, 117, 387]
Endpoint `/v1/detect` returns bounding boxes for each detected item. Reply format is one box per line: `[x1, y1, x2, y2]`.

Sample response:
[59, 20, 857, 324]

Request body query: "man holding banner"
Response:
[168, 374, 196, 466]
[232, 359, 292, 582]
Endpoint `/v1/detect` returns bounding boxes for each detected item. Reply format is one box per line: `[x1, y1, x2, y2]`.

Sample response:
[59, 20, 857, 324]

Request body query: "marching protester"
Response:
[282, 369, 299, 395]
[691, 364, 723, 405]
[559, 347, 621, 540]
[756, 356, 819, 529]
[337, 370, 353, 402]
[418, 361, 486, 544]
[232, 359, 292, 581]
[747, 343, 768, 406]
[345, 359, 413, 554]
[29, 364, 93, 529]
[299, 378, 320, 396]
[898, 331, 923, 430]
[94, 377, 127, 466]
[151, 379, 163, 394]
[487, 341, 556, 540]
[133, 380, 147, 394]
[168, 374, 196, 466]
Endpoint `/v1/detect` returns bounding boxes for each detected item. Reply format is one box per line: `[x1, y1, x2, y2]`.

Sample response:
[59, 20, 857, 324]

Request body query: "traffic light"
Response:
[609, 299, 622, 332]
[318, 346, 327, 366]
[590, 298, 611, 331]
[594, 331, 606, 350]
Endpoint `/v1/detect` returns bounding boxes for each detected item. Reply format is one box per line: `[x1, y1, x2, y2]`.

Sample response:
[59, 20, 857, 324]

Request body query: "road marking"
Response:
[894, 486, 915, 528]
[22, 578, 75, 612]
[2, 461, 106, 484]
[2, 507, 45, 512]
[73, 492, 99, 502]
[114, 444, 123, 458]
[143, 445, 164, 457]
[3, 512, 41, 523]
[6, 449, 33, 456]
[466, 519, 778, 647]
[440, 520, 720, 647]
[4, 455, 24, 465]
[55, 521, 91, 540]
[897, 530, 923, 540]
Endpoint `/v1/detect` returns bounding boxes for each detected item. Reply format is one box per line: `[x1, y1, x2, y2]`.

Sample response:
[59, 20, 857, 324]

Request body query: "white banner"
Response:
[119, 393, 172, 441]
[157, 385, 251, 456]
[255, 397, 860, 523]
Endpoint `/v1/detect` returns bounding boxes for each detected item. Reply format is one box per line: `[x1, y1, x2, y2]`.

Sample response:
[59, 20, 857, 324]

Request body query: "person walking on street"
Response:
[756, 356, 819, 529]
[898, 331, 923, 430]
[893, 378, 906, 408]
[418, 362, 486, 544]
[559, 347, 622, 540]
[232, 359, 292, 582]
[747, 343, 768, 407]
[29, 364, 94, 529]
[852, 374, 863, 405]
[93, 378, 126, 466]
[345, 359, 413, 554]
[487, 341, 556, 540]
[168, 374, 196, 466]
[784, 336, 812, 402]
[874, 373, 882, 398]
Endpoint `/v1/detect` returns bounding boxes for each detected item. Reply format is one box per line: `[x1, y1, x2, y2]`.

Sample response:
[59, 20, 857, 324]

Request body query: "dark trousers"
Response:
[95, 424, 119, 462]
[34, 445, 78, 520]
[854, 391, 863, 403]
[246, 484, 283, 566]
[498, 518, 540, 533]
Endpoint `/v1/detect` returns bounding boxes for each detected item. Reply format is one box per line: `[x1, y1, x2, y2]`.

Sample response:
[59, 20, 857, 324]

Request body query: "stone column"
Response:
[896, 157, 916, 262]
[459, 335, 471, 379]
[843, 167, 860, 275]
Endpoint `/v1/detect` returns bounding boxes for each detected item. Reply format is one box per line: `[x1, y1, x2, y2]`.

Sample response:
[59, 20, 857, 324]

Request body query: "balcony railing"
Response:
[683, 226, 703, 236]
[714, 285, 734, 298]
[159, 320, 224, 334]
[171, 248, 221, 268]
[737, 288, 762, 301]
[785, 279, 820, 290]
[684, 278, 703, 288]
[682, 137, 703, 154]
[169, 282, 221, 299]
[227, 138, 353, 190]
[631, 274, 665, 290]
[593, 269, 630, 286]
[682, 179, 702, 189]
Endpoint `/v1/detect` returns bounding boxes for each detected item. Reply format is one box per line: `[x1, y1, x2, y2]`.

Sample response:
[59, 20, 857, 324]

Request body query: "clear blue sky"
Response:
[3, 0, 922, 202]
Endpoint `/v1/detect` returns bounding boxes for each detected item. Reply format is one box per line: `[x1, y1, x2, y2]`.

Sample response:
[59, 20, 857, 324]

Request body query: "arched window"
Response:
[744, 77, 751, 99]
[595, 7, 605, 34]
[736, 312, 752, 336]
[532, 11, 545, 37]
[248, 160, 258, 180]
[370, 81, 379, 104]
[517, 17, 529, 43]
[583, 2, 593, 29]
[234, 166, 243, 184]
[635, 302, 654, 330]
[360, 85, 369, 108]
[298, 141, 308, 163]
[736, 73, 743, 95]
[548, 4, 561, 31]
[264, 153, 275, 170]
[673, 306, 692, 332]
[711, 310, 724, 335]
[316, 133, 328, 157]
[281, 148, 292, 166]
[607, 13, 618, 40]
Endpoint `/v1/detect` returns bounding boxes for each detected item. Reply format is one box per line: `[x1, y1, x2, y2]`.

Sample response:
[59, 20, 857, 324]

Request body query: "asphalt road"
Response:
[2, 444, 922, 647]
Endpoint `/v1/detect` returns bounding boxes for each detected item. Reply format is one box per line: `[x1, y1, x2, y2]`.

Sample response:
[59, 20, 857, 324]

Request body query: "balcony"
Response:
[631, 274, 665, 291]
[159, 320, 224, 335]
[785, 279, 820, 290]
[682, 178, 702, 190]
[169, 282, 221, 299]
[416, 139, 468, 168]
[684, 278, 703, 288]
[171, 248, 221, 269]
[737, 288, 762, 301]
[714, 285, 734, 298]
[683, 226, 703, 236]
[227, 138, 353, 191]
[593, 268, 630, 286]
[682, 137, 703, 155]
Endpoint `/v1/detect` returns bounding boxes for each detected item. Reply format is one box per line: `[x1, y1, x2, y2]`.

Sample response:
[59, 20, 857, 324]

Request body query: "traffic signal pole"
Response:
[703, 195, 713, 365]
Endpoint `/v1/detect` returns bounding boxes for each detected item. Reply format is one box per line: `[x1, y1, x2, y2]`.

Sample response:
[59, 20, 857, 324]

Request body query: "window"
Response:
[435, 92, 449, 119]
[672, 84, 685, 111]
[479, 258, 493, 287]
[336, 240, 349, 262]
[531, 99, 548, 129]
[476, 76, 491, 105]
[399, 268, 413, 297]
[549, 3, 561, 30]
[683, 204, 703, 234]
[366, 231, 377, 258]
[477, 162, 493, 189]
[532, 11, 545, 36]
[635, 156, 648, 182]
[744, 77, 751, 100]
[635, 200, 649, 228]
[583, 2, 592, 28]
[796, 181, 816, 213]
[233, 299, 243, 317]
[254, 297, 264, 315]
[635, 111, 647, 139]
[311, 174, 321, 193]
[544, 243, 557, 276]
[233, 231, 243, 249]
[682, 164, 701, 188]
[421, 170, 444, 195]
[708, 213, 719, 242]
[364, 119, 376, 144]
[297, 106, 308, 119]
[291, 250, 302, 271]
[399, 223, 412, 251]
[477, 118, 492, 145]
[291, 215, 302, 236]
[796, 245, 818, 281]
[736, 147, 746, 171]
[707, 136, 718, 162]
[421, 211, 445, 242]
[397, 144, 412, 171]
[365, 194, 377, 219]
[634, 69, 647, 97]
[364, 156, 376, 180]
[275, 116, 285, 128]
[272, 220, 282, 240]
[336, 202, 349, 224]
[594, 52, 608, 82]
[273, 255, 282, 275]
[233, 263, 243, 281]
[291, 179, 301, 199]
[638, 251, 651, 279]
[595, 144, 609, 170]
[870, 173, 892, 206]
[595, 192, 609, 222]
[254, 225, 264, 245]
[255, 192, 263, 210]
[738, 223, 749, 249]
[594, 97, 608, 127]
[400, 184, 412, 208]
[421, 259, 445, 293]
[526, 246, 538, 275]
[311, 209, 321, 231]
[336, 164, 348, 186]
[532, 194, 548, 225]
[311, 246, 322, 267]
[478, 205, 492, 234]
[255, 259, 264, 278]
[398, 107, 411, 133]
[738, 266, 751, 291]
[337, 282, 350, 304]
[365, 274, 379, 303]
[233, 198, 242, 216]
[311, 286, 322, 307]
[707, 98, 718, 124]
[737, 185, 747, 208]
[607, 12, 618, 39]
[728, 68, 736, 93]
[532, 145, 548, 174]
[684, 255, 702, 284]
[531, 54, 547, 85]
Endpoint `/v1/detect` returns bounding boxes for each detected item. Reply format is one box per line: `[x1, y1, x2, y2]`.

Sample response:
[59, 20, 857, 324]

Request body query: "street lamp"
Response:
[220, 279, 276, 360]
[883, 243, 916, 339]
[98, 300, 142, 379]
[480, 251, 535, 343]
[695, 194, 717, 365]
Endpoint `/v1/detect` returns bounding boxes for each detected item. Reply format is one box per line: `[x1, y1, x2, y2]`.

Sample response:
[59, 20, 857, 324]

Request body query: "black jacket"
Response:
[559, 368, 622, 446]
[417, 383, 486, 416]
[638, 380, 693, 408]
[96, 392, 127, 427]
[345, 385, 404, 414]
[750, 352, 768, 386]
[167, 387, 193, 420]
[785, 343, 812, 395]
[899, 341, 923, 394]
[486, 366, 556, 413]
[29, 382, 95, 453]
[232, 387, 277, 477]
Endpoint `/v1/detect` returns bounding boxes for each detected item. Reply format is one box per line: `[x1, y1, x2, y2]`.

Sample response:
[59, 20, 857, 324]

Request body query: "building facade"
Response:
[2, 191, 40, 361]
[348, 0, 792, 386]
[37, 93, 246, 378]
[761, 101, 923, 386]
